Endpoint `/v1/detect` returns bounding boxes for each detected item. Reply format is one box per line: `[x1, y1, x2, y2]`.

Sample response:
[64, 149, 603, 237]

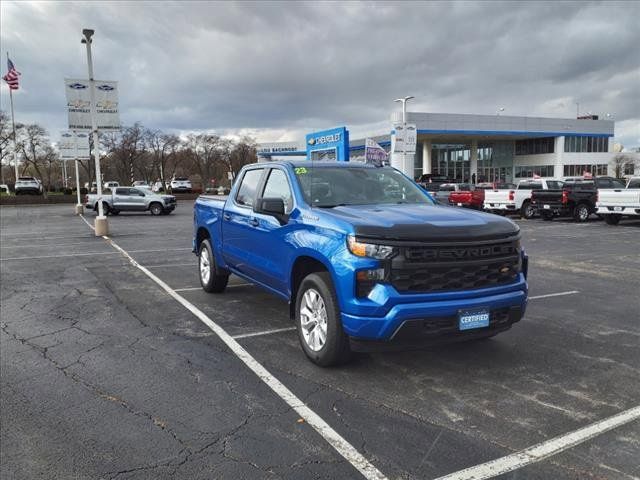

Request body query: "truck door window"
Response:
[235, 169, 263, 208]
[115, 188, 128, 195]
[611, 179, 625, 188]
[262, 169, 293, 214]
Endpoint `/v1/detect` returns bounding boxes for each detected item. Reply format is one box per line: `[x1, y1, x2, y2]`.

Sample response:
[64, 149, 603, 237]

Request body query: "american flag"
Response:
[2, 58, 21, 90]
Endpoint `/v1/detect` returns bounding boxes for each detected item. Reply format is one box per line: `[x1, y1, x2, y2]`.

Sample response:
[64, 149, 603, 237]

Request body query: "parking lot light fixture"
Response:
[394, 96, 414, 124]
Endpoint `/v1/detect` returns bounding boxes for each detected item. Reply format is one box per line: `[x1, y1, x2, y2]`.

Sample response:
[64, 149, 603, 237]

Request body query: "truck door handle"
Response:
[249, 218, 259, 227]
[223, 213, 231, 221]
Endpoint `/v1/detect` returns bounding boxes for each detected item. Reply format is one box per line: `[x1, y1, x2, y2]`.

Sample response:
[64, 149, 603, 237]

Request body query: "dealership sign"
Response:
[392, 123, 417, 154]
[306, 126, 349, 161]
[58, 131, 90, 160]
[257, 141, 304, 155]
[64, 78, 120, 131]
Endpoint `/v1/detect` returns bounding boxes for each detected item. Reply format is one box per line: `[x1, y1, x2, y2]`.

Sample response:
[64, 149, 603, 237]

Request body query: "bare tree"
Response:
[184, 133, 224, 189]
[17, 124, 60, 190]
[102, 122, 147, 185]
[146, 129, 181, 187]
[610, 154, 638, 179]
[230, 136, 258, 181]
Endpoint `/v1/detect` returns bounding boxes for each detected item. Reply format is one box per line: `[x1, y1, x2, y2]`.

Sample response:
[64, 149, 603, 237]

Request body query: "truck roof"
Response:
[273, 160, 379, 169]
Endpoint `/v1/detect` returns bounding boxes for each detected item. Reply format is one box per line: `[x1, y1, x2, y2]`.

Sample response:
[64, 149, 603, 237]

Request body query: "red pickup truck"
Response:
[449, 183, 497, 209]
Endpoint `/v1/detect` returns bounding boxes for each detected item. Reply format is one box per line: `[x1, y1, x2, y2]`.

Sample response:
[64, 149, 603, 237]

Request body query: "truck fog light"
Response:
[356, 268, 385, 297]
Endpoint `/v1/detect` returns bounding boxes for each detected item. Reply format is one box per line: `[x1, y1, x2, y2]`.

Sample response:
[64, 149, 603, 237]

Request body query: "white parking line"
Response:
[529, 290, 579, 300]
[1, 251, 119, 261]
[233, 327, 297, 339]
[145, 263, 196, 268]
[90, 229, 386, 480]
[434, 405, 640, 480]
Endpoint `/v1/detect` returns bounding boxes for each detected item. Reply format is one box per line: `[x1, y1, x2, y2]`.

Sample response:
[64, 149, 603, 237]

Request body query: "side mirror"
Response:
[256, 197, 285, 216]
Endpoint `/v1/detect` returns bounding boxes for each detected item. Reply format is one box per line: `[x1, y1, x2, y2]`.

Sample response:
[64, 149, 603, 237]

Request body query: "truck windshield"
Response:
[294, 166, 434, 207]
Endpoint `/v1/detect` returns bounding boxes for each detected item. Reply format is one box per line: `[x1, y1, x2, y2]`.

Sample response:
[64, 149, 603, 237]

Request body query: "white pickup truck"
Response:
[85, 186, 176, 216]
[596, 177, 640, 225]
[483, 178, 564, 218]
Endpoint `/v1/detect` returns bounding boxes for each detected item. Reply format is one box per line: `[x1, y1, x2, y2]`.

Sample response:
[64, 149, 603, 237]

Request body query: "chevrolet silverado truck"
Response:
[193, 162, 528, 366]
[449, 183, 496, 210]
[596, 176, 640, 225]
[85, 186, 176, 215]
[483, 179, 564, 219]
[531, 176, 626, 222]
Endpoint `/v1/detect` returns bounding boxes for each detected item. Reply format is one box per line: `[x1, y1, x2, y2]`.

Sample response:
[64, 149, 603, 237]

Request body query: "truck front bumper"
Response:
[341, 277, 527, 348]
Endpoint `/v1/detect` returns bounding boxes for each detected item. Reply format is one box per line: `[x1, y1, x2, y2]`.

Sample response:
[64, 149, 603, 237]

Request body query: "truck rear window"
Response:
[294, 167, 434, 207]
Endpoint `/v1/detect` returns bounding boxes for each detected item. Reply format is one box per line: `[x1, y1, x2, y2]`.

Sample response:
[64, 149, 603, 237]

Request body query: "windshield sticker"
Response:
[295, 167, 308, 175]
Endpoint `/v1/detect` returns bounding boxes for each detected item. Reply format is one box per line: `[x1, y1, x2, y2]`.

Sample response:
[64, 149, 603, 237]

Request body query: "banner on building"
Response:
[64, 78, 120, 131]
[391, 123, 417, 154]
[59, 131, 91, 160]
[364, 138, 389, 166]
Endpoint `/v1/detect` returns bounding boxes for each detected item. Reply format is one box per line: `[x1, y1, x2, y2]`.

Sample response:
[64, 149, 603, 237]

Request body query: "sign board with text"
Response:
[65, 78, 120, 131]
[59, 131, 90, 160]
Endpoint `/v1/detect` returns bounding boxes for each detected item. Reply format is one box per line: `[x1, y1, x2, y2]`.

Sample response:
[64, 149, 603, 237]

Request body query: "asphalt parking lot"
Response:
[1, 202, 639, 480]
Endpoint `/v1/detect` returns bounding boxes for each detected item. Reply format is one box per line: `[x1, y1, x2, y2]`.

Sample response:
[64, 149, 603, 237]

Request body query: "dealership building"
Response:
[258, 111, 637, 182]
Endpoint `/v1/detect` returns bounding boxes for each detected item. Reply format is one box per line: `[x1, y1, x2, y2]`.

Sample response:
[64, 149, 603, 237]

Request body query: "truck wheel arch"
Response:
[195, 227, 210, 251]
[289, 256, 335, 320]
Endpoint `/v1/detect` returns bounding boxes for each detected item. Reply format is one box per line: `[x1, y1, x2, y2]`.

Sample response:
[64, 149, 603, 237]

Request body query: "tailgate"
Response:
[598, 189, 640, 206]
[531, 190, 562, 203]
[483, 191, 509, 203]
[449, 191, 472, 203]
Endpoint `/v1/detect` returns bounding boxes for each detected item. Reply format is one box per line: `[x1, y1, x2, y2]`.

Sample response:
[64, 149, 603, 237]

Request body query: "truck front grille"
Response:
[389, 239, 520, 293]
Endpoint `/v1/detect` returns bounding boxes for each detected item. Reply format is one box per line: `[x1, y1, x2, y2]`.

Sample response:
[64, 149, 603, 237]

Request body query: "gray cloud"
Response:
[1, 0, 639, 147]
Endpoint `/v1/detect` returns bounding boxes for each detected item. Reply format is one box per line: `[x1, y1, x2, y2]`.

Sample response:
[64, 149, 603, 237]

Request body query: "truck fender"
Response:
[288, 252, 339, 319]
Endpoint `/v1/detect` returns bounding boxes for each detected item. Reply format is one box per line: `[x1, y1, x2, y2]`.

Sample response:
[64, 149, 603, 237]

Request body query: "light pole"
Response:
[394, 96, 414, 124]
[82, 28, 108, 235]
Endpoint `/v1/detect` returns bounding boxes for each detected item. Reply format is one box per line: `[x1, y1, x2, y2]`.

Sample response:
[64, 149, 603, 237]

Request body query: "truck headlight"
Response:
[347, 235, 396, 260]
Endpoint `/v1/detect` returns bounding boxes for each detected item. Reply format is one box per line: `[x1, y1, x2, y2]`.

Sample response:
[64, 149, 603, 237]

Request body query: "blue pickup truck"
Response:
[193, 161, 528, 366]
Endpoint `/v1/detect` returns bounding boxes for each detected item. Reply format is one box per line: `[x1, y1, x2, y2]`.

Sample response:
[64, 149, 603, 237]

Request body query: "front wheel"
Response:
[573, 203, 590, 222]
[296, 272, 351, 367]
[605, 214, 621, 225]
[199, 239, 229, 293]
[149, 202, 163, 216]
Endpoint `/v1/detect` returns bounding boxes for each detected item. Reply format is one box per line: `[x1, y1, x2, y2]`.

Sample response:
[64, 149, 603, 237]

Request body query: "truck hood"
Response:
[320, 204, 519, 242]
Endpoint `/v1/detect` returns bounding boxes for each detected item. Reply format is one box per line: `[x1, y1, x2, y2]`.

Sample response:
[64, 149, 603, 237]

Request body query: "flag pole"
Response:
[7, 52, 19, 182]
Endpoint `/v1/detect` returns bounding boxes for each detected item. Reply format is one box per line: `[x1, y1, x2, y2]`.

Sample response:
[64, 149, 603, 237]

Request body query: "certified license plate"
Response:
[543, 204, 550, 209]
[614, 206, 623, 212]
[458, 309, 490, 331]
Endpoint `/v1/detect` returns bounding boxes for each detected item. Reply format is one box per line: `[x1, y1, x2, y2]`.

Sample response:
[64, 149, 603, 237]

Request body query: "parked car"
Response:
[132, 180, 150, 188]
[0, 184, 9, 194]
[415, 174, 453, 190]
[85, 187, 176, 216]
[531, 176, 626, 222]
[193, 161, 528, 366]
[484, 178, 564, 219]
[449, 183, 495, 209]
[430, 183, 469, 204]
[104, 181, 120, 190]
[15, 177, 44, 195]
[595, 177, 640, 225]
[170, 177, 192, 193]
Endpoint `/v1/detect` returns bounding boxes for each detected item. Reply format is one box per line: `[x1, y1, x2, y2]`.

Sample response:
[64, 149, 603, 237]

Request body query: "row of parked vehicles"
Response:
[418, 175, 640, 225]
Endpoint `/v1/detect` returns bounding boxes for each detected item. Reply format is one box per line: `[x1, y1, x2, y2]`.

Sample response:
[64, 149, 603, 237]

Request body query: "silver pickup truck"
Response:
[85, 187, 176, 215]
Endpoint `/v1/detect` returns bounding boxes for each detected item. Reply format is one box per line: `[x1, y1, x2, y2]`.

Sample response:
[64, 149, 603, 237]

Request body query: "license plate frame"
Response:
[458, 309, 490, 331]
[614, 206, 623, 212]
[543, 204, 550, 209]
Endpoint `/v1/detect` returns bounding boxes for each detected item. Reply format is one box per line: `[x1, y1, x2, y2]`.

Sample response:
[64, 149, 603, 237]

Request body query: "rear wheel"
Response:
[296, 272, 351, 367]
[149, 202, 163, 216]
[604, 214, 621, 225]
[95, 202, 110, 216]
[521, 201, 535, 219]
[198, 239, 229, 293]
[573, 203, 590, 222]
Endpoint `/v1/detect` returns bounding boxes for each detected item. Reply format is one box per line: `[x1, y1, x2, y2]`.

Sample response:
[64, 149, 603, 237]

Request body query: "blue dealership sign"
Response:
[306, 126, 349, 161]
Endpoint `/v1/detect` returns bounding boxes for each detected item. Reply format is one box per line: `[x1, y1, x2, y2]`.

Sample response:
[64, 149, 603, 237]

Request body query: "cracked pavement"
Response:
[1, 204, 639, 479]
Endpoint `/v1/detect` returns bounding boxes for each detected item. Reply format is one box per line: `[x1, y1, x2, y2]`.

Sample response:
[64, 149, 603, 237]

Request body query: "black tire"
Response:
[149, 202, 163, 216]
[604, 214, 621, 225]
[198, 239, 229, 293]
[542, 212, 554, 221]
[520, 201, 535, 219]
[95, 202, 110, 216]
[295, 272, 351, 367]
[573, 203, 590, 222]
[110, 209, 120, 216]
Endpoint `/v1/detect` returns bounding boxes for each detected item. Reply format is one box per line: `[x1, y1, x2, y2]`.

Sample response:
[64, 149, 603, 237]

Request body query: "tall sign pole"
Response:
[73, 131, 83, 214]
[82, 29, 108, 235]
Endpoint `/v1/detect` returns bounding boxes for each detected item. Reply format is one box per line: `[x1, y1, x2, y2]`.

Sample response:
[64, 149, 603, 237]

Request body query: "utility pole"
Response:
[82, 29, 108, 235]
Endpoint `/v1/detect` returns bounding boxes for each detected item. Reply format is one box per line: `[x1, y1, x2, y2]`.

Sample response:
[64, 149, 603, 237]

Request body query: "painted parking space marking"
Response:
[233, 327, 297, 339]
[175, 283, 252, 292]
[529, 291, 579, 300]
[0, 251, 119, 261]
[83, 226, 386, 480]
[144, 263, 196, 268]
[434, 405, 640, 480]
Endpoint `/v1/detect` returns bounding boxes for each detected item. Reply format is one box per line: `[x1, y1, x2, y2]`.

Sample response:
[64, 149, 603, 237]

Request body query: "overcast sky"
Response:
[1, 1, 639, 148]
